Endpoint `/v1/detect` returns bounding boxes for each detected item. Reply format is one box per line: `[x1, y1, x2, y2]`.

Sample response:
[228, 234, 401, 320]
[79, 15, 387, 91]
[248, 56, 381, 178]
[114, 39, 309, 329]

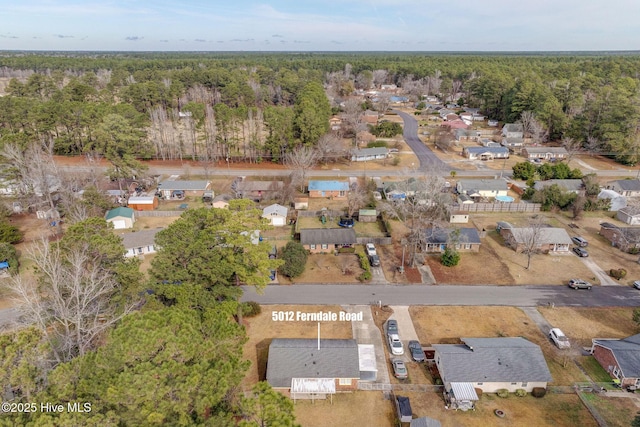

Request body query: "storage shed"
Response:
[127, 195, 158, 211]
[105, 207, 135, 230]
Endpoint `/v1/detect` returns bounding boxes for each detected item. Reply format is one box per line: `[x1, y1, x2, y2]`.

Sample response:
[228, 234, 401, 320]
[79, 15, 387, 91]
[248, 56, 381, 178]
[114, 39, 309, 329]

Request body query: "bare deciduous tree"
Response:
[285, 146, 318, 192]
[517, 218, 546, 270]
[347, 184, 368, 217]
[316, 133, 346, 164]
[372, 70, 388, 88]
[374, 93, 392, 114]
[561, 136, 582, 163]
[7, 239, 137, 363]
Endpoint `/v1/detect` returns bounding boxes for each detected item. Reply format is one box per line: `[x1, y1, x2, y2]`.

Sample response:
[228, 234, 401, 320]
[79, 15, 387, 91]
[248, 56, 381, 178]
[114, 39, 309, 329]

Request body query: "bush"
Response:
[610, 268, 627, 280]
[532, 387, 547, 398]
[440, 246, 460, 267]
[338, 247, 355, 254]
[240, 301, 262, 317]
[515, 388, 527, 397]
[496, 389, 509, 398]
[279, 241, 308, 278]
[367, 140, 388, 148]
[391, 156, 401, 166]
[357, 252, 371, 282]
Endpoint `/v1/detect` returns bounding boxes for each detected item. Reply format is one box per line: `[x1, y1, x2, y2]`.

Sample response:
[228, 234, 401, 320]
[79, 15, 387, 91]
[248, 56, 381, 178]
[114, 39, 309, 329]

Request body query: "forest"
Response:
[0, 51, 639, 166]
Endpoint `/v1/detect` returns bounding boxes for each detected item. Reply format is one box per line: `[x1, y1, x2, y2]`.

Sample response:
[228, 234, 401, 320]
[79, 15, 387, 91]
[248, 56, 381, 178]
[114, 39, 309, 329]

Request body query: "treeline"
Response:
[0, 52, 639, 164]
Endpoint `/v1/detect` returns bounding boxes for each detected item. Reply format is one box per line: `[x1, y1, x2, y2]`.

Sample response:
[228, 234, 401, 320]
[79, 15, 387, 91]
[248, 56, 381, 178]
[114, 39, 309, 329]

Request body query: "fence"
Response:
[452, 203, 541, 213]
[297, 210, 345, 218]
[358, 383, 443, 393]
[356, 237, 393, 245]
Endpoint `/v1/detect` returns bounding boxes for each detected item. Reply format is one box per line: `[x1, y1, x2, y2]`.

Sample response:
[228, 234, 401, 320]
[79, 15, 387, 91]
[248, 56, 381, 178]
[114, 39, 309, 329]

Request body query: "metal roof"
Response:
[308, 180, 350, 191]
[158, 180, 210, 191]
[433, 337, 552, 383]
[450, 382, 479, 401]
[105, 207, 134, 220]
[266, 339, 360, 388]
[128, 196, 156, 204]
[300, 228, 357, 245]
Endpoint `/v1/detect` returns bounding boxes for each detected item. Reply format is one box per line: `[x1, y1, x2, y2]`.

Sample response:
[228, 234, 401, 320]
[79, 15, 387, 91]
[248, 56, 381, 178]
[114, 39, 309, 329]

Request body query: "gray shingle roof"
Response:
[508, 227, 572, 245]
[594, 334, 640, 378]
[300, 228, 357, 245]
[424, 227, 481, 245]
[352, 147, 389, 156]
[266, 339, 360, 388]
[600, 223, 640, 243]
[503, 123, 523, 133]
[614, 179, 640, 191]
[457, 179, 508, 192]
[158, 180, 210, 191]
[120, 228, 162, 249]
[262, 203, 288, 218]
[464, 146, 509, 155]
[523, 147, 568, 155]
[433, 337, 552, 383]
[236, 180, 284, 192]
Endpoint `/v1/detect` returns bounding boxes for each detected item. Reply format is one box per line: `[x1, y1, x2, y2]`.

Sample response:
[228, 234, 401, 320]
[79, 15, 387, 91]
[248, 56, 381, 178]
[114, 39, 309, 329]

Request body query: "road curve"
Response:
[241, 284, 640, 308]
[393, 109, 451, 173]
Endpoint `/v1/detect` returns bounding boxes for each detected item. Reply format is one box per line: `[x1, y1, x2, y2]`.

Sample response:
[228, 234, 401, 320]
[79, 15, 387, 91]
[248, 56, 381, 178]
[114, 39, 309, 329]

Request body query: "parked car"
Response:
[365, 243, 377, 257]
[568, 278, 592, 290]
[369, 254, 380, 267]
[386, 319, 399, 336]
[634, 281, 640, 290]
[392, 359, 408, 379]
[408, 340, 425, 362]
[338, 217, 355, 228]
[571, 236, 588, 247]
[549, 328, 570, 349]
[572, 247, 589, 257]
[388, 334, 404, 355]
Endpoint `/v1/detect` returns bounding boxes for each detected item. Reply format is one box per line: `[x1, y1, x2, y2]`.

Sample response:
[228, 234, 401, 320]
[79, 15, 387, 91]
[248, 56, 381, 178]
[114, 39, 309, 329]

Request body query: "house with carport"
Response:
[591, 333, 640, 389]
[157, 180, 211, 199]
[266, 338, 361, 399]
[434, 337, 552, 396]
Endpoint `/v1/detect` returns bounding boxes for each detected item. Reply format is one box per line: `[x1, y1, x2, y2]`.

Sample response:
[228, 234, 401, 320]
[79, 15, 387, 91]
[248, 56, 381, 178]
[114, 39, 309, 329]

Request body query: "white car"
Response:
[549, 328, 570, 349]
[388, 334, 404, 355]
[365, 243, 377, 257]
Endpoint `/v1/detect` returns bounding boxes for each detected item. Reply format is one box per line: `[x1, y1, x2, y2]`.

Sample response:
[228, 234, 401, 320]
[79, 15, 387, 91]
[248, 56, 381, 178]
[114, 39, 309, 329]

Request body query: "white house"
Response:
[120, 228, 162, 258]
[262, 204, 288, 227]
[502, 123, 524, 139]
[105, 207, 135, 230]
[351, 147, 389, 162]
[456, 179, 508, 199]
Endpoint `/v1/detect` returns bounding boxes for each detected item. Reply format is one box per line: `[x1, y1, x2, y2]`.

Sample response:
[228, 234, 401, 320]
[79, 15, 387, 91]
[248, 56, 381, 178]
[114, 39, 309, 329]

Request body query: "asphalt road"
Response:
[392, 109, 451, 173]
[241, 284, 640, 308]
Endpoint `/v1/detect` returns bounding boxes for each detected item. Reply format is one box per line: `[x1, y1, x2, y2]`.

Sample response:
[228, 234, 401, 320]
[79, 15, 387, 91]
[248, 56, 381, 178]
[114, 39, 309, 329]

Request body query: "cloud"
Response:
[160, 39, 169, 42]
[0, 34, 18, 39]
[54, 34, 74, 38]
[272, 34, 283, 38]
[125, 36, 143, 41]
[331, 40, 343, 44]
[293, 40, 310, 44]
[230, 38, 254, 42]
[194, 39, 206, 42]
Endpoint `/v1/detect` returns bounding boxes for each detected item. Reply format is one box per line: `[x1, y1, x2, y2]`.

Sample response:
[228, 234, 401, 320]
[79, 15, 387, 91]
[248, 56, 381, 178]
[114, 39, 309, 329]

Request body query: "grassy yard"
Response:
[277, 253, 364, 284]
[580, 393, 639, 427]
[578, 356, 615, 383]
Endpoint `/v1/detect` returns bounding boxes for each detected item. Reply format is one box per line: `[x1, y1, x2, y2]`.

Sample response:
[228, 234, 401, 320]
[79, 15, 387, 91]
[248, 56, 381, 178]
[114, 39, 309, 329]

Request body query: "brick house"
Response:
[299, 228, 356, 253]
[423, 227, 481, 253]
[308, 180, 350, 198]
[499, 225, 572, 253]
[591, 334, 640, 389]
[599, 222, 640, 252]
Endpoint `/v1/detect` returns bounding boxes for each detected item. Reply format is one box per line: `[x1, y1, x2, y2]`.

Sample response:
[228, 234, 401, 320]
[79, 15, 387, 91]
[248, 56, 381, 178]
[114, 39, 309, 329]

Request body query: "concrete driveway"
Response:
[388, 306, 420, 362]
[580, 256, 619, 287]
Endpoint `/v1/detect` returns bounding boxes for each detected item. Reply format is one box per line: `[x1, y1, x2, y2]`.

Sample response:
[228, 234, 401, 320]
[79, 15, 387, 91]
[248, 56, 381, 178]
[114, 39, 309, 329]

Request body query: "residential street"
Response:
[392, 110, 451, 172]
[241, 284, 640, 307]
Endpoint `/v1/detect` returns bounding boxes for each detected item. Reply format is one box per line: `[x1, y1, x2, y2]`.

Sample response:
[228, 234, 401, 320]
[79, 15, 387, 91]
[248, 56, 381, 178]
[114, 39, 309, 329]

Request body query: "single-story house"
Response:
[533, 179, 584, 195]
[235, 180, 284, 201]
[262, 204, 288, 227]
[501, 137, 525, 151]
[120, 228, 162, 258]
[457, 194, 474, 204]
[454, 129, 480, 142]
[211, 194, 232, 209]
[434, 337, 553, 394]
[127, 195, 159, 211]
[591, 333, 640, 389]
[479, 138, 500, 147]
[351, 147, 389, 162]
[456, 179, 508, 199]
[606, 179, 640, 198]
[462, 146, 509, 161]
[329, 116, 342, 131]
[439, 109, 455, 119]
[460, 112, 485, 122]
[266, 338, 360, 398]
[599, 222, 640, 252]
[423, 227, 481, 252]
[488, 119, 499, 127]
[441, 119, 468, 130]
[308, 181, 350, 199]
[382, 178, 424, 201]
[105, 207, 135, 230]
[362, 110, 379, 125]
[502, 123, 524, 139]
[358, 209, 377, 223]
[157, 180, 211, 199]
[300, 228, 357, 253]
[617, 206, 640, 225]
[521, 147, 568, 161]
[499, 226, 572, 253]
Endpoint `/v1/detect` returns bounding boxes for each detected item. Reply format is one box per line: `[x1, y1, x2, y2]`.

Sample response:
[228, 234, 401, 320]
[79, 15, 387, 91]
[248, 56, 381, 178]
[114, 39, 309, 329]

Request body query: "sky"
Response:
[0, 0, 639, 52]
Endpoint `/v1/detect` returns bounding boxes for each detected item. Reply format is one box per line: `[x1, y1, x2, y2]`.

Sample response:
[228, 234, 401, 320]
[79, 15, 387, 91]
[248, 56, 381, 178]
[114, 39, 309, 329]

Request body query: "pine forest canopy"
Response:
[1, 51, 640, 164]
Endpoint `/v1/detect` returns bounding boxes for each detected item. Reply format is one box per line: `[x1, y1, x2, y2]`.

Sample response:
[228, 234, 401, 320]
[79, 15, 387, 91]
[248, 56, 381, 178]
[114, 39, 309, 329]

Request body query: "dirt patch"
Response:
[279, 253, 364, 284]
[240, 304, 354, 388]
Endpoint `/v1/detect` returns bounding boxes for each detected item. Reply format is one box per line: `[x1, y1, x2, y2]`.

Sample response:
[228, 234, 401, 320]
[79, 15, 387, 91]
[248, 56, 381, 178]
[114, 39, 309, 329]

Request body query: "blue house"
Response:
[308, 181, 350, 199]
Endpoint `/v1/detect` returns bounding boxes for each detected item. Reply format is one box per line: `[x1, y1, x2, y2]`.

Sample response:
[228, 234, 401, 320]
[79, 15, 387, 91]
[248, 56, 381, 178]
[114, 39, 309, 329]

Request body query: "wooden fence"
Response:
[452, 203, 541, 213]
[134, 210, 183, 217]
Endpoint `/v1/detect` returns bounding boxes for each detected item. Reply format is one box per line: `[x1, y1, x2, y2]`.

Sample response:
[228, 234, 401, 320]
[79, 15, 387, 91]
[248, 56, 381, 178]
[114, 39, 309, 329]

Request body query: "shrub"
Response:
[367, 140, 388, 148]
[391, 156, 401, 166]
[496, 389, 509, 398]
[440, 246, 460, 267]
[279, 241, 308, 278]
[240, 301, 262, 317]
[610, 268, 627, 280]
[532, 387, 547, 398]
[338, 247, 355, 254]
[515, 388, 527, 397]
[357, 252, 371, 282]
